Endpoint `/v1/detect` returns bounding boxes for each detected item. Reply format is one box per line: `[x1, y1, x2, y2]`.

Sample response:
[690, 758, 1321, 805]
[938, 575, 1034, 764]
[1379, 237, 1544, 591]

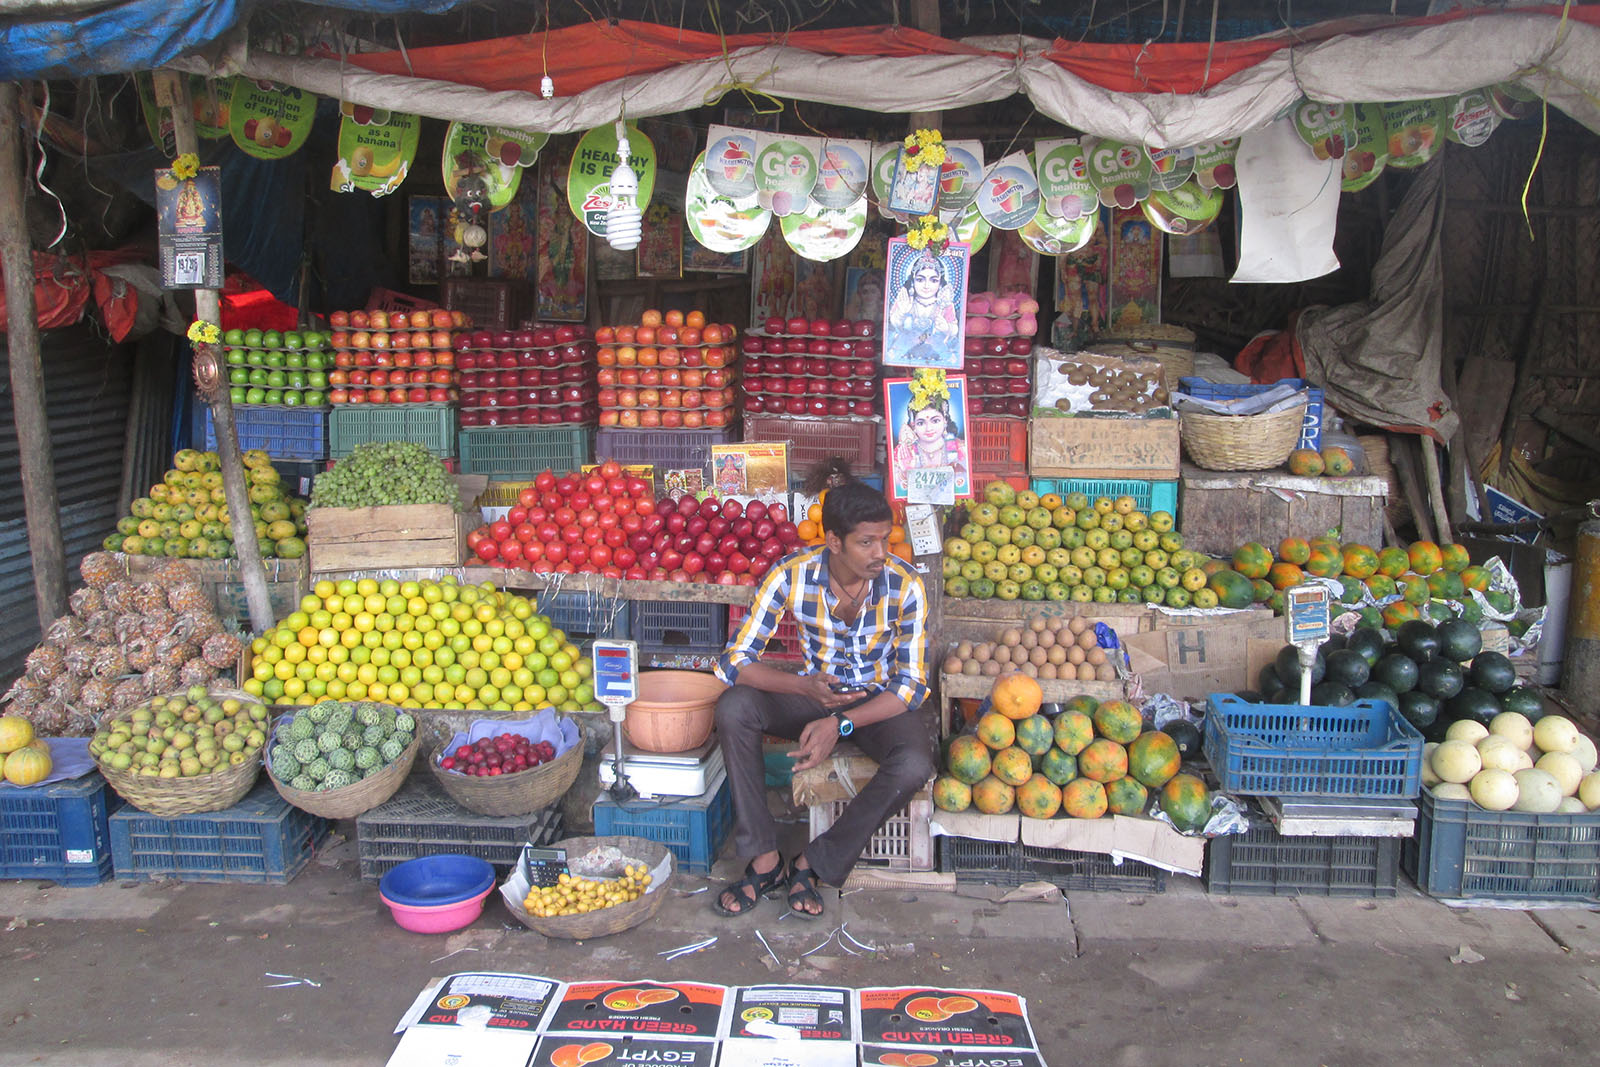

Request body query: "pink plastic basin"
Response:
[380, 885, 493, 934]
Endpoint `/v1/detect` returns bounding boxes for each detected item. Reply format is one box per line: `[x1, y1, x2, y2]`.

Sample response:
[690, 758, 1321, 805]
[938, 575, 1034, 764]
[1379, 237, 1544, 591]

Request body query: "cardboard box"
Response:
[1029, 414, 1180, 479]
[1123, 611, 1286, 701]
[930, 808, 1204, 876]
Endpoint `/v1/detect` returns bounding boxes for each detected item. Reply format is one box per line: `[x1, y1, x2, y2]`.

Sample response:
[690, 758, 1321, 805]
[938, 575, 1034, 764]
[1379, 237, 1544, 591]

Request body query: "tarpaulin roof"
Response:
[161, 6, 1600, 146]
[0, 0, 471, 80]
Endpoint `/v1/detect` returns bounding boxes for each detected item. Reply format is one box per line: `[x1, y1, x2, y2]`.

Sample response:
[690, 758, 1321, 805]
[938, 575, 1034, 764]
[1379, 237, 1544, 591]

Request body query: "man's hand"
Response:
[789, 715, 841, 773]
[796, 673, 856, 708]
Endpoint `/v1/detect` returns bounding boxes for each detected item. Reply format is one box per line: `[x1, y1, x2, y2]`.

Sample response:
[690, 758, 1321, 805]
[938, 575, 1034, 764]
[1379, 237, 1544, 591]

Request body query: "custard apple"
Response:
[394, 712, 416, 734]
[321, 769, 353, 790]
[305, 757, 330, 781]
[290, 774, 316, 791]
[379, 738, 405, 763]
[273, 751, 301, 780]
[293, 738, 320, 763]
[355, 746, 381, 770]
[327, 748, 354, 772]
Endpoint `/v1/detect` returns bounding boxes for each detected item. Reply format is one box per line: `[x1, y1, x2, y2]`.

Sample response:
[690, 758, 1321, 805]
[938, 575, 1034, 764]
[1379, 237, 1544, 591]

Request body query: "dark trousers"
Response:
[714, 684, 936, 887]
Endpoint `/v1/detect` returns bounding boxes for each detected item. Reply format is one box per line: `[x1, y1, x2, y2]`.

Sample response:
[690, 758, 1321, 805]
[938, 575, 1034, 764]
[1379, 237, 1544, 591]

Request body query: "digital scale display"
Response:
[592, 641, 638, 705]
[1286, 584, 1331, 645]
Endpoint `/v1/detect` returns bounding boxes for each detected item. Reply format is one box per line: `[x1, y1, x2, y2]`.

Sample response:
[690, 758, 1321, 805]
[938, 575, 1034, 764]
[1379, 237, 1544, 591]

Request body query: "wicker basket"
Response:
[1085, 341, 1196, 392]
[1181, 402, 1307, 471]
[93, 686, 265, 816]
[427, 737, 583, 817]
[268, 733, 420, 819]
[501, 835, 675, 940]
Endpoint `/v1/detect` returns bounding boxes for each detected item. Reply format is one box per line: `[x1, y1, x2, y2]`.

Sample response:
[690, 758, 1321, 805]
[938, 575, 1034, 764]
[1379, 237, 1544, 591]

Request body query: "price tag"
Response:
[1286, 584, 1331, 646]
[905, 466, 956, 505]
[905, 503, 942, 556]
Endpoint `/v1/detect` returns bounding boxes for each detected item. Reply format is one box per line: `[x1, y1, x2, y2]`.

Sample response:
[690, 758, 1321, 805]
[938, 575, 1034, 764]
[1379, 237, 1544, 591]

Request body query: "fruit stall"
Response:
[5, 8, 1600, 959]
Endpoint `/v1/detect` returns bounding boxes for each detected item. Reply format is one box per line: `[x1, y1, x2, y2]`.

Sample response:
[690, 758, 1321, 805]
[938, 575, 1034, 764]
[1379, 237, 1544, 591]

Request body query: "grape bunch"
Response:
[311, 441, 461, 509]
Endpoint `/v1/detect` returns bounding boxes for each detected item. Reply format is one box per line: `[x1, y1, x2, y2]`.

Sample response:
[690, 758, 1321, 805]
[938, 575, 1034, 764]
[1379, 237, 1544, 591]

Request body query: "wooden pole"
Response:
[158, 72, 275, 632]
[0, 81, 69, 630]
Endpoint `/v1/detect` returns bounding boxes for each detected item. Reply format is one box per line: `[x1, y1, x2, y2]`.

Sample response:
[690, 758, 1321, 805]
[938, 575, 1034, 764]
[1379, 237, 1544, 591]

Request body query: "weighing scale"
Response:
[1285, 583, 1331, 705]
[593, 639, 642, 803]
[592, 638, 721, 802]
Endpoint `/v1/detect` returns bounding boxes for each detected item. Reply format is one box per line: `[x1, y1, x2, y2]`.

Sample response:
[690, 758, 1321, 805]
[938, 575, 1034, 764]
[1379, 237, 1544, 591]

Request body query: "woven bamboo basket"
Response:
[1180, 402, 1308, 471]
[502, 835, 675, 940]
[427, 737, 582, 817]
[93, 686, 265, 816]
[267, 732, 420, 819]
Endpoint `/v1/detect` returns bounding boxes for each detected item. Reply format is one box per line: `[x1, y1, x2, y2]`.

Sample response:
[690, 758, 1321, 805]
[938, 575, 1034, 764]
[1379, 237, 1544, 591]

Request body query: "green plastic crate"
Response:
[1029, 477, 1178, 515]
[328, 405, 456, 460]
[458, 426, 594, 477]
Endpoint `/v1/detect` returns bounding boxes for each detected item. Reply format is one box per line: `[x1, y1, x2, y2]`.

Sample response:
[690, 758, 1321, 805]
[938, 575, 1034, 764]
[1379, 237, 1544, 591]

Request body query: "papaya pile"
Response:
[1211, 535, 1509, 625]
[932, 673, 1211, 831]
[1248, 618, 1544, 745]
[942, 480, 1208, 607]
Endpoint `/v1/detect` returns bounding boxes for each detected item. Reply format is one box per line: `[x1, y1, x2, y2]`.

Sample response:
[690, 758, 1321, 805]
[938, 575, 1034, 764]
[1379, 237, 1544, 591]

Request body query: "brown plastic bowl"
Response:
[623, 670, 725, 753]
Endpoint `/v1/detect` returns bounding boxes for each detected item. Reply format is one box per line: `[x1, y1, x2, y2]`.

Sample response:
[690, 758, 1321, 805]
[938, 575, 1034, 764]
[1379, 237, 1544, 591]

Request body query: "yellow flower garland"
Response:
[901, 128, 946, 171]
[186, 320, 220, 346]
[170, 153, 200, 180]
[908, 368, 950, 409]
[904, 213, 949, 251]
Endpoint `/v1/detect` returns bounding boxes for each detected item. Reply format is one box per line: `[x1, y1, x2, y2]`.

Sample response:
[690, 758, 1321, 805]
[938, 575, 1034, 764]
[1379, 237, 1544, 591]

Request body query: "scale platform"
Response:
[598, 737, 724, 799]
[1260, 796, 1418, 838]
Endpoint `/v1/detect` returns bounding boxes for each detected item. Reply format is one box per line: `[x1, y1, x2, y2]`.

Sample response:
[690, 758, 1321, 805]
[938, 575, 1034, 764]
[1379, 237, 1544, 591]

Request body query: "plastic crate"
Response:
[728, 605, 805, 663]
[1177, 376, 1325, 451]
[594, 427, 734, 480]
[741, 415, 877, 485]
[0, 773, 119, 886]
[968, 416, 1029, 475]
[203, 406, 328, 461]
[328, 404, 457, 460]
[443, 279, 524, 330]
[539, 590, 632, 643]
[1203, 694, 1424, 798]
[458, 426, 594, 477]
[634, 601, 728, 654]
[1403, 786, 1600, 903]
[591, 770, 733, 874]
[1029, 477, 1178, 515]
[108, 780, 329, 885]
[1205, 823, 1399, 897]
[356, 775, 566, 882]
[809, 794, 934, 871]
[940, 836, 1167, 893]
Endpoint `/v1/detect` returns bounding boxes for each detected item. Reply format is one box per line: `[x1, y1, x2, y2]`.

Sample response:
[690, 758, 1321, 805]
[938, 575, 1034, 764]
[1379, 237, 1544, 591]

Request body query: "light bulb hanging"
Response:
[605, 118, 642, 252]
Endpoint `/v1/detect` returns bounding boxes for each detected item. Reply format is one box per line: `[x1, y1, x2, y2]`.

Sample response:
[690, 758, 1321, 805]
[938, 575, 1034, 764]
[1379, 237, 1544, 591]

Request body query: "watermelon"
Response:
[1371, 652, 1420, 694]
[1346, 627, 1387, 666]
[1165, 719, 1202, 758]
[1436, 618, 1482, 662]
[1275, 644, 1325, 687]
[1446, 686, 1502, 727]
[1398, 690, 1440, 732]
[1469, 651, 1517, 695]
[1417, 658, 1465, 701]
[1355, 681, 1400, 709]
[1396, 620, 1441, 662]
[1501, 686, 1546, 721]
[1310, 681, 1356, 707]
[1324, 649, 1372, 689]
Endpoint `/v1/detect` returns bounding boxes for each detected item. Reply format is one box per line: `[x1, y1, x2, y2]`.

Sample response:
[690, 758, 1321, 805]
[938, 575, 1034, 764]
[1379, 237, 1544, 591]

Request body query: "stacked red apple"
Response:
[465, 462, 801, 585]
[741, 315, 879, 418]
[327, 307, 467, 406]
[594, 310, 738, 429]
[964, 336, 1037, 418]
[456, 323, 598, 427]
[439, 734, 558, 776]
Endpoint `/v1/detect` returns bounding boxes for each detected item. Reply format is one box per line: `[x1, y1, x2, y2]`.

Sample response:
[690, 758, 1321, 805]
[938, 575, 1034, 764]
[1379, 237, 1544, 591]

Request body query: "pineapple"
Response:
[184, 611, 222, 643]
[121, 635, 155, 674]
[178, 659, 214, 688]
[201, 632, 242, 670]
[30, 697, 69, 736]
[25, 644, 65, 684]
[165, 580, 211, 617]
[79, 551, 122, 590]
[68, 586, 104, 618]
[101, 580, 136, 614]
[111, 678, 147, 709]
[64, 638, 98, 678]
[143, 663, 179, 696]
[90, 644, 128, 681]
[155, 636, 193, 668]
[133, 581, 167, 615]
[48, 673, 82, 705]
[140, 609, 179, 642]
[83, 610, 116, 644]
[3, 674, 47, 712]
[79, 677, 114, 713]
[113, 614, 144, 645]
[45, 615, 85, 645]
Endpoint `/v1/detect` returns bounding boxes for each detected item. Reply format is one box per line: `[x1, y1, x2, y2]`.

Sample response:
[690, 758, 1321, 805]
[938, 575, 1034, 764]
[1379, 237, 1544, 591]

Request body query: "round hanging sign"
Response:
[685, 152, 771, 253]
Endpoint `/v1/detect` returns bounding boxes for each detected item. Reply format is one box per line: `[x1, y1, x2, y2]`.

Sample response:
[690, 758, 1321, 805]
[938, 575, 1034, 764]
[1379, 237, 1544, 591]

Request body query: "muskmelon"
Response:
[1578, 771, 1600, 810]
[1444, 720, 1489, 744]
[1433, 783, 1472, 801]
[1512, 768, 1562, 813]
[1488, 711, 1534, 751]
[1475, 735, 1522, 773]
[1431, 739, 1482, 783]
[1420, 742, 1442, 787]
[1469, 768, 1519, 810]
[1532, 715, 1580, 756]
[1535, 752, 1583, 797]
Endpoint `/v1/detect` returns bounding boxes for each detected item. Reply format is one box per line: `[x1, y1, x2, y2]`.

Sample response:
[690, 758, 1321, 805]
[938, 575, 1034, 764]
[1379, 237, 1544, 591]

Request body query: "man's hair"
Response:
[822, 480, 893, 539]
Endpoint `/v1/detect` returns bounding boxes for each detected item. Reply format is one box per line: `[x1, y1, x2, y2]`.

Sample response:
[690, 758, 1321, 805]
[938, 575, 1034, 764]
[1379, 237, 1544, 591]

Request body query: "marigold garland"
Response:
[186, 320, 220, 346]
[904, 213, 950, 251]
[901, 129, 946, 171]
[170, 153, 200, 180]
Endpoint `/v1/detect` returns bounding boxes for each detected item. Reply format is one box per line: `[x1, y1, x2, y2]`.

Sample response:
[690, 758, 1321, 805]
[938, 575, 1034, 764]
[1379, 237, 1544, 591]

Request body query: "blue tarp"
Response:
[0, 0, 473, 80]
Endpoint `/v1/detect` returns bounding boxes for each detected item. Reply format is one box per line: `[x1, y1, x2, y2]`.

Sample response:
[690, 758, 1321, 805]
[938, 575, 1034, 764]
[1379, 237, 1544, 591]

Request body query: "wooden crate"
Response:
[1178, 463, 1388, 557]
[1029, 414, 1180, 480]
[305, 504, 474, 573]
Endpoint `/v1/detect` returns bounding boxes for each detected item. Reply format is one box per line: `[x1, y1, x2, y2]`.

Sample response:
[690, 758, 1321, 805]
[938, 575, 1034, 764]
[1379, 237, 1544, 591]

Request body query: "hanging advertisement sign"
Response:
[566, 122, 656, 237]
[813, 139, 873, 210]
[780, 197, 867, 262]
[975, 152, 1041, 231]
[156, 165, 224, 290]
[1192, 139, 1240, 191]
[752, 132, 821, 216]
[1341, 105, 1388, 192]
[704, 125, 759, 199]
[1146, 144, 1197, 192]
[331, 106, 420, 196]
[227, 80, 315, 159]
[444, 122, 525, 210]
[1292, 100, 1360, 160]
[936, 140, 984, 216]
[1034, 139, 1098, 220]
[685, 152, 771, 253]
[1020, 201, 1097, 255]
[1382, 99, 1448, 169]
[1086, 138, 1154, 208]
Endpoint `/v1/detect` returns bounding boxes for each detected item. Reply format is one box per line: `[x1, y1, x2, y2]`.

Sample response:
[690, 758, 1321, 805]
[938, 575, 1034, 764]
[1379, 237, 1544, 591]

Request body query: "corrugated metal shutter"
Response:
[0, 324, 134, 683]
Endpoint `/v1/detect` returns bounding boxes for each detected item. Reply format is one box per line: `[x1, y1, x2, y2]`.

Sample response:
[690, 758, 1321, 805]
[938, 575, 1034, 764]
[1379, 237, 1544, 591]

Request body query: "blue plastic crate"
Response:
[1177, 377, 1325, 451]
[595, 427, 733, 479]
[1028, 477, 1178, 515]
[538, 590, 631, 643]
[1203, 694, 1423, 799]
[1404, 787, 1600, 904]
[0, 773, 119, 886]
[591, 771, 732, 873]
[108, 780, 330, 885]
[458, 426, 594, 477]
[633, 601, 728, 654]
[203, 406, 329, 461]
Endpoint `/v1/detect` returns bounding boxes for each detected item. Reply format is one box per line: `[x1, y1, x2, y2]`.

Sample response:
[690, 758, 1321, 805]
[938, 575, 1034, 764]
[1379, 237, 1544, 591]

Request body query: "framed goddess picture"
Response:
[882, 237, 969, 369]
[884, 369, 972, 502]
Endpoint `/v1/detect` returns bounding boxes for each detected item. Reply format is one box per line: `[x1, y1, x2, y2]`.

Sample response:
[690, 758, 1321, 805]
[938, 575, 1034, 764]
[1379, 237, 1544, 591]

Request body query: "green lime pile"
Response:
[311, 441, 461, 509]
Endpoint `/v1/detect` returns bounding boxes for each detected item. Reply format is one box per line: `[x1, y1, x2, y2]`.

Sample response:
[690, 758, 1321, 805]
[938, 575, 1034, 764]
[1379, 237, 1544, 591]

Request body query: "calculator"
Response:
[521, 845, 568, 887]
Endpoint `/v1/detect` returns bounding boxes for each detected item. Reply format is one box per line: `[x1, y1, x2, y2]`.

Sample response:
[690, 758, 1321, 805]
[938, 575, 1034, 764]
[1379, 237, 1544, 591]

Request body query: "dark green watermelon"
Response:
[1258, 662, 1284, 694]
[1325, 649, 1372, 689]
[1268, 686, 1298, 706]
[1318, 633, 1349, 658]
[1435, 618, 1483, 663]
[1417, 658, 1466, 701]
[1469, 650, 1517, 695]
[1396, 619, 1441, 662]
[1346, 627, 1388, 667]
[1446, 686, 1502, 726]
[1356, 681, 1400, 710]
[1399, 690, 1440, 731]
[1501, 686, 1546, 721]
[1165, 719, 1202, 757]
[1310, 681, 1356, 707]
[1275, 644, 1325, 687]
[1371, 652, 1421, 694]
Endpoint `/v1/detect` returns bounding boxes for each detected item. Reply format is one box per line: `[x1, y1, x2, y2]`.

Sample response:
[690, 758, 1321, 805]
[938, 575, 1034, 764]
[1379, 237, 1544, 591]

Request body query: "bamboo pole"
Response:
[0, 81, 69, 629]
[157, 72, 275, 632]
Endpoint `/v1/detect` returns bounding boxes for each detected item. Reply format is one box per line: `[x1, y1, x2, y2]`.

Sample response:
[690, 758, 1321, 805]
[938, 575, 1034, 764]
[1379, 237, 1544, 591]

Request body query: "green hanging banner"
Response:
[442, 122, 525, 211]
[227, 80, 315, 159]
[332, 105, 420, 196]
[567, 122, 656, 238]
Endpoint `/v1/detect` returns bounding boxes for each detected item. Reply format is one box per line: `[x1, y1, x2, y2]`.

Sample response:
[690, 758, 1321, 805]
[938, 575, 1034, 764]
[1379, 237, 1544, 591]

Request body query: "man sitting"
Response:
[711, 480, 934, 920]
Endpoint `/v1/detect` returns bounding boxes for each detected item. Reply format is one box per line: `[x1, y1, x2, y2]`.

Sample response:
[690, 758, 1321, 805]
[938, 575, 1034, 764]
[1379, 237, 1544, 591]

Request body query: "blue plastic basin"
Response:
[378, 854, 495, 908]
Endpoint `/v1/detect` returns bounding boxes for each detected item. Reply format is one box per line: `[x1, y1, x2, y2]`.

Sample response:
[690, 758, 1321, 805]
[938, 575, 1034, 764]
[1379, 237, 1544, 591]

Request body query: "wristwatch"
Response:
[832, 711, 855, 737]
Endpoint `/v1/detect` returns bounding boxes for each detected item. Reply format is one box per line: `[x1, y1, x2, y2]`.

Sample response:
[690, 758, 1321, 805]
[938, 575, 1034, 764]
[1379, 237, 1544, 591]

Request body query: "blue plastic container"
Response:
[1178, 377, 1325, 452]
[1028, 477, 1178, 515]
[0, 773, 119, 886]
[203, 406, 329, 461]
[1202, 694, 1423, 799]
[378, 853, 496, 907]
[109, 780, 329, 885]
[1404, 788, 1600, 904]
[591, 772, 732, 873]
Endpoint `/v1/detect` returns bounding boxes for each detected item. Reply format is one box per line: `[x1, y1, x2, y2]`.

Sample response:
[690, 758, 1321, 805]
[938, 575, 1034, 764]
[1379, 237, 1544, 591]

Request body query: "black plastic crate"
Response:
[1404, 786, 1600, 903]
[633, 601, 728, 653]
[1205, 823, 1399, 898]
[356, 774, 565, 882]
[940, 836, 1167, 894]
